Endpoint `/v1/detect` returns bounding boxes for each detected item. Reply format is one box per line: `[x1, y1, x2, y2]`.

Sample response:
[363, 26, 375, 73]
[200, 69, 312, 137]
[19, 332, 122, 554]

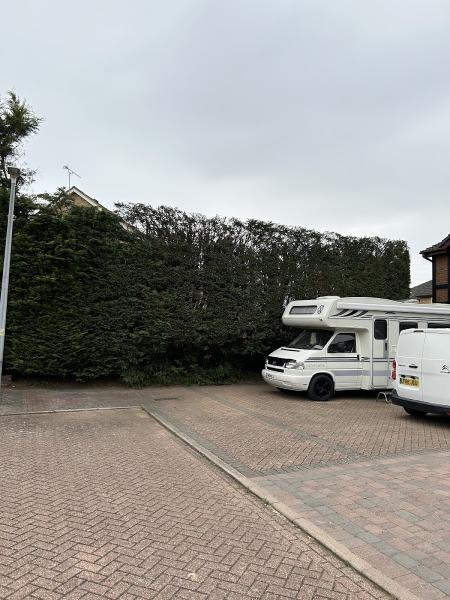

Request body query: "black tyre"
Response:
[404, 407, 426, 417]
[308, 375, 334, 401]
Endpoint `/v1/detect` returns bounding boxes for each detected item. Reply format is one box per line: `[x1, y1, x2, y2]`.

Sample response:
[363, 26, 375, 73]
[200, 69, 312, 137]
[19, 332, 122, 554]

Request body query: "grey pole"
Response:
[0, 167, 20, 397]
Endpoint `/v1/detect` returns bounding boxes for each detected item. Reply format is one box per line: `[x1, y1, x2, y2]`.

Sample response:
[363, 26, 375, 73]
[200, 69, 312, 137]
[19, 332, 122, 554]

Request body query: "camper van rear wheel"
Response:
[308, 375, 334, 401]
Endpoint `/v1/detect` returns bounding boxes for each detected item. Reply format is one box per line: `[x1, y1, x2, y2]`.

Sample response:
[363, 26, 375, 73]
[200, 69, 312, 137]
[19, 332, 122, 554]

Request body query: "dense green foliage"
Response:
[0, 195, 410, 385]
[0, 91, 41, 185]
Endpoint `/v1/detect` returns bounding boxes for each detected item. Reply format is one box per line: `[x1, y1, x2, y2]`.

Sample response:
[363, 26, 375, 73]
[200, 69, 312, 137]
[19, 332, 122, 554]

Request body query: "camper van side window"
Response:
[289, 305, 317, 315]
[374, 319, 387, 340]
[328, 333, 356, 353]
[428, 322, 450, 329]
[399, 321, 418, 332]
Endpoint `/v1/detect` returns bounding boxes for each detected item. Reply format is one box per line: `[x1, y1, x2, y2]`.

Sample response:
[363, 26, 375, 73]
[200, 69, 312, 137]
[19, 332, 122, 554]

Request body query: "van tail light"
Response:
[391, 359, 397, 381]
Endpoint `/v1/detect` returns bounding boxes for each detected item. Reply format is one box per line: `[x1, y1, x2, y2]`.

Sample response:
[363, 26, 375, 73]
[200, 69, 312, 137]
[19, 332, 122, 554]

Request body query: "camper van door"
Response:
[372, 318, 389, 387]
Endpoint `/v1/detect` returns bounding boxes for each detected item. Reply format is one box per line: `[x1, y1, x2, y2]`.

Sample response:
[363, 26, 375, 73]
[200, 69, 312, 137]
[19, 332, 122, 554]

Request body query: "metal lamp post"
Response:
[0, 167, 20, 397]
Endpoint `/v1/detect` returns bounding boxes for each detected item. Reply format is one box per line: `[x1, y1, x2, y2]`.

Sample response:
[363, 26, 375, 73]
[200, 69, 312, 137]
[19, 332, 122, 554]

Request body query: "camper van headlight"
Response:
[284, 360, 305, 370]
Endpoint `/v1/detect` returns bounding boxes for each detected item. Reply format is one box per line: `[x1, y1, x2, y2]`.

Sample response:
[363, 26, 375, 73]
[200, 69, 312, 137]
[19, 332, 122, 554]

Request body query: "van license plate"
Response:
[266, 373, 274, 380]
[400, 376, 419, 387]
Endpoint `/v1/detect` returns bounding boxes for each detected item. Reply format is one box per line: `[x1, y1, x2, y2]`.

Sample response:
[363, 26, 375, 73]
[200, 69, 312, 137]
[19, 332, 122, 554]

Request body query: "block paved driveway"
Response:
[0, 388, 388, 600]
[143, 384, 450, 600]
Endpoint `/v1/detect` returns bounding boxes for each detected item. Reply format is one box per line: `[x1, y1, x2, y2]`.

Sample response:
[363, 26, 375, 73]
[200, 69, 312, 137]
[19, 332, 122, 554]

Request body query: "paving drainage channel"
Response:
[0, 406, 141, 416]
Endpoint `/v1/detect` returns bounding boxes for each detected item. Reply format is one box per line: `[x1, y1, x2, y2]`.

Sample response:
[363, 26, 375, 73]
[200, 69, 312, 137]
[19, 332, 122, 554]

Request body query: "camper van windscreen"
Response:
[288, 329, 334, 350]
[289, 305, 317, 315]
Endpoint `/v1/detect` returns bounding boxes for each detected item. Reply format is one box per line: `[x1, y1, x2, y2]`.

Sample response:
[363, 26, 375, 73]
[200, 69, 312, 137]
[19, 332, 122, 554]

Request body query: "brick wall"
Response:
[434, 253, 449, 303]
[436, 288, 448, 303]
[436, 254, 448, 285]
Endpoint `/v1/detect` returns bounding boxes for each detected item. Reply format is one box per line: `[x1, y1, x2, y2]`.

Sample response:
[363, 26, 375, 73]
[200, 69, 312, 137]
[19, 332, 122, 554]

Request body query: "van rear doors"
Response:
[421, 331, 450, 407]
[396, 329, 424, 403]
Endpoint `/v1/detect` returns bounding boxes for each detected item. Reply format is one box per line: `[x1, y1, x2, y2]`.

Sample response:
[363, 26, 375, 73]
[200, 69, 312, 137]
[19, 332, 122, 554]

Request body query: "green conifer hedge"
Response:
[1, 192, 410, 384]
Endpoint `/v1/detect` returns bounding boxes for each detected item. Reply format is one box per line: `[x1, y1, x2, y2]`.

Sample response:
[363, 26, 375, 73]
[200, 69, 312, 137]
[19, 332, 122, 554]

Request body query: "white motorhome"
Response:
[262, 296, 450, 400]
[391, 328, 450, 416]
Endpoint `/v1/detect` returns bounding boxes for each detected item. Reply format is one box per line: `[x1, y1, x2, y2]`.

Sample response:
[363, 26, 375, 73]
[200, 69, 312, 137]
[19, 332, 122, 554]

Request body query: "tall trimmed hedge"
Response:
[1, 192, 410, 384]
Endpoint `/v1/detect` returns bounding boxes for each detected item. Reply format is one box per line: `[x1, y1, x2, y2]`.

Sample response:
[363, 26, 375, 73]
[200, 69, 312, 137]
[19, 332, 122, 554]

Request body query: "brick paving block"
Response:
[205, 590, 228, 600]
[31, 589, 63, 600]
[392, 552, 421, 569]
[31, 577, 61, 591]
[58, 589, 87, 600]
[413, 585, 448, 600]
[412, 564, 445, 583]
[8, 584, 39, 600]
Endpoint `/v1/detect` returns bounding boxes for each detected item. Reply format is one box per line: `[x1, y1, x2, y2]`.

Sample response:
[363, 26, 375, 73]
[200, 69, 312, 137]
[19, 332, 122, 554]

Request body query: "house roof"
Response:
[67, 186, 137, 233]
[67, 186, 104, 209]
[421, 234, 450, 257]
[410, 280, 432, 299]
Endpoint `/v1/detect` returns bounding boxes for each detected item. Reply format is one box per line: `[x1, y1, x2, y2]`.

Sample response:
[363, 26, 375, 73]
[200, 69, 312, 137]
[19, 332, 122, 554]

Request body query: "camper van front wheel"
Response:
[308, 375, 334, 401]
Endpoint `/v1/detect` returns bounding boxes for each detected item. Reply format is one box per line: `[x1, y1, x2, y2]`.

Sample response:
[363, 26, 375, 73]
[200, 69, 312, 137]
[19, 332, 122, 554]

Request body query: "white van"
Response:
[391, 328, 450, 416]
[262, 296, 450, 400]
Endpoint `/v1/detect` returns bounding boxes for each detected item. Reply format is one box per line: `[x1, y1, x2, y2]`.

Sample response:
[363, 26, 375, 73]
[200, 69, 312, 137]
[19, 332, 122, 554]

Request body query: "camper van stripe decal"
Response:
[331, 309, 368, 318]
[305, 357, 360, 362]
[362, 370, 390, 377]
[332, 369, 363, 376]
[332, 309, 349, 317]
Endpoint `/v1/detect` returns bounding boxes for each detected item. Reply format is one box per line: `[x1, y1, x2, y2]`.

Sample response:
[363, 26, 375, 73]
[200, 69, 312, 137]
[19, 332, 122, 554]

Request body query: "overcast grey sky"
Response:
[2, 0, 450, 286]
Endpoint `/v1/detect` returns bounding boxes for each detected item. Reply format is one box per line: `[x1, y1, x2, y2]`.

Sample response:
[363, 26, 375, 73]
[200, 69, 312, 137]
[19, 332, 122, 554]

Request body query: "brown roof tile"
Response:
[410, 280, 432, 299]
[421, 234, 450, 256]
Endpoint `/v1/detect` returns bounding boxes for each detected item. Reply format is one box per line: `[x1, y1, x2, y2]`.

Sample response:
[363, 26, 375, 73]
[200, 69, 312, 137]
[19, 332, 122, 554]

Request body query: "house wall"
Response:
[436, 255, 448, 285]
[71, 195, 93, 208]
[419, 296, 432, 304]
[433, 253, 449, 303]
[436, 288, 448, 303]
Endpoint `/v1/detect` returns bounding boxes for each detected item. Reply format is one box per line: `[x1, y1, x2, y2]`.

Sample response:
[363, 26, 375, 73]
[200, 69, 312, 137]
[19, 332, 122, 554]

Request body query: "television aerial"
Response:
[63, 165, 81, 188]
